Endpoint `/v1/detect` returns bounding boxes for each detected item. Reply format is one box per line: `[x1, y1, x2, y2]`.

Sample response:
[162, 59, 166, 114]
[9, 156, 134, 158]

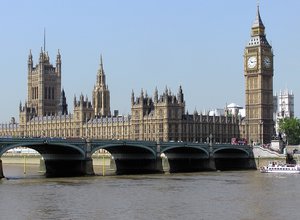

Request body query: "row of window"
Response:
[44, 87, 55, 100]
[31, 87, 38, 99]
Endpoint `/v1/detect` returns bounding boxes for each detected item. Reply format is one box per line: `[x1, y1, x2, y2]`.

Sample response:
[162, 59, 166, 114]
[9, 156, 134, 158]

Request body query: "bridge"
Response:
[0, 138, 256, 178]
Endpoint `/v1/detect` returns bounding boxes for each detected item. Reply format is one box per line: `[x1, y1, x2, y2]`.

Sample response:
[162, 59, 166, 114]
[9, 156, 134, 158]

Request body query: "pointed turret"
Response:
[178, 85, 184, 104]
[80, 93, 84, 104]
[56, 49, 61, 76]
[154, 87, 158, 103]
[73, 95, 77, 107]
[58, 89, 68, 115]
[39, 47, 44, 62]
[252, 6, 265, 33]
[93, 54, 111, 117]
[28, 50, 33, 71]
[56, 49, 61, 62]
[28, 50, 33, 62]
[43, 28, 46, 52]
[248, 5, 270, 47]
[96, 54, 106, 86]
[131, 90, 135, 104]
[100, 54, 103, 70]
[164, 86, 168, 102]
[193, 108, 198, 116]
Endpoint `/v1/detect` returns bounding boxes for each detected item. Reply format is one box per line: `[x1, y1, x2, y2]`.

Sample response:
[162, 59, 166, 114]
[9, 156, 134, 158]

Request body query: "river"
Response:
[1, 164, 300, 220]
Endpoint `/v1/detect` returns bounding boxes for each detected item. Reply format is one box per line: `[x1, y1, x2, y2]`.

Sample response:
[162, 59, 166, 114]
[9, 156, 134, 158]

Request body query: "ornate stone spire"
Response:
[252, 6, 264, 28]
[100, 54, 103, 69]
[28, 49, 33, 61]
[154, 87, 158, 103]
[73, 95, 77, 107]
[93, 54, 111, 117]
[58, 89, 68, 115]
[131, 90, 135, 104]
[248, 5, 270, 47]
[96, 54, 106, 86]
[251, 5, 265, 37]
[28, 50, 33, 70]
[56, 49, 61, 76]
[56, 49, 61, 62]
[178, 85, 184, 104]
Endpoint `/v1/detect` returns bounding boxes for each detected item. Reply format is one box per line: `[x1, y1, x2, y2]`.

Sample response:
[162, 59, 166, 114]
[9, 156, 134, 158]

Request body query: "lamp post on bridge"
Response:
[209, 133, 213, 146]
[260, 121, 264, 145]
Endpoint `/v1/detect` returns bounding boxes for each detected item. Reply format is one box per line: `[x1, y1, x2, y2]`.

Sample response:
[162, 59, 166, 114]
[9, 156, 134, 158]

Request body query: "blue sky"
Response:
[0, 0, 299, 122]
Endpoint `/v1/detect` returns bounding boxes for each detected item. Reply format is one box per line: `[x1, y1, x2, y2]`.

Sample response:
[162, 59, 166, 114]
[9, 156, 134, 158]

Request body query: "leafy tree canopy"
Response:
[278, 117, 300, 145]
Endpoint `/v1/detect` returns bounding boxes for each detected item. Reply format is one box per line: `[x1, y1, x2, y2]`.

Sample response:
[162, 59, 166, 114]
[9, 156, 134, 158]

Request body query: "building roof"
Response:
[252, 6, 265, 29]
[227, 103, 242, 109]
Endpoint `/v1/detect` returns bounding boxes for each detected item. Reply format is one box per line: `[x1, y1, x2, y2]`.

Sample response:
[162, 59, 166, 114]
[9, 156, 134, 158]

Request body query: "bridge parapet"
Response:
[0, 138, 87, 156]
[0, 138, 253, 157]
[212, 144, 252, 156]
[88, 139, 157, 154]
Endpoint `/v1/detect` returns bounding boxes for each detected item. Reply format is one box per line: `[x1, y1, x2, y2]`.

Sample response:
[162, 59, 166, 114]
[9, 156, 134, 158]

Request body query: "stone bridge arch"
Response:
[161, 145, 213, 172]
[0, 139, 92, 177]
[0, 142, 86, 159]
[213, 147, 256, 170]
[91, 142, 161, 174]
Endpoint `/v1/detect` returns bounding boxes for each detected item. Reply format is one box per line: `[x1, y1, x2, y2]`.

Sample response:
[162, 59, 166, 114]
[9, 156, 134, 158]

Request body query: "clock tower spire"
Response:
[244, 6, 274, 144]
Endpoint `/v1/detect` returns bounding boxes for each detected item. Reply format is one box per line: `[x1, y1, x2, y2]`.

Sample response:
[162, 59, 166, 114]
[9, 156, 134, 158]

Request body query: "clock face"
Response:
[247, 56, 257, 69]
[263, 56, 271, 68]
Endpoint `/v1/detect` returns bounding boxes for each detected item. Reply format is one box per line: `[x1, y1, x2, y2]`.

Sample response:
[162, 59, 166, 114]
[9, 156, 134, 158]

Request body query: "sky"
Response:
[0, 0, 299, 123]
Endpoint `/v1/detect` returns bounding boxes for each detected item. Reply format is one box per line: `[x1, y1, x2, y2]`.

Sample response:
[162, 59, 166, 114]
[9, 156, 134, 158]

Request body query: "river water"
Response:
[1, 164, 300, 220]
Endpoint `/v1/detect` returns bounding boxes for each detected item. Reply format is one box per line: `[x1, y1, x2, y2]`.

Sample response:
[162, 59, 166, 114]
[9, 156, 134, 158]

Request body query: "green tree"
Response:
[278, 117, 300, 145]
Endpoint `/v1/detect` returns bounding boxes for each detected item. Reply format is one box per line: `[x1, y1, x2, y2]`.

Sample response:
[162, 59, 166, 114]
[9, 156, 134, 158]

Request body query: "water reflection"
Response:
[1, 165, 300, 220]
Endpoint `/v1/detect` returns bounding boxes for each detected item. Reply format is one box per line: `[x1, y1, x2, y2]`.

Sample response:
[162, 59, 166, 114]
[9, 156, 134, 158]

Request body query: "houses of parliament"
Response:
[0, 6, 274, 144]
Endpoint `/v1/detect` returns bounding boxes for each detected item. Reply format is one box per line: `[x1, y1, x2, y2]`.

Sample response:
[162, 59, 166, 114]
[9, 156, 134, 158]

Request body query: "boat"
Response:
[260, 161, 300, 174]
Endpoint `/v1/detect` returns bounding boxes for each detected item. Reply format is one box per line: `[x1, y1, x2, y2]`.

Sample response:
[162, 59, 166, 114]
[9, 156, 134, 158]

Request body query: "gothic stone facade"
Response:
[242, 6, 274, 144]
[130, 87, 240, 142]
[0, 86, 240, 143]
[0, 51, 240, 142]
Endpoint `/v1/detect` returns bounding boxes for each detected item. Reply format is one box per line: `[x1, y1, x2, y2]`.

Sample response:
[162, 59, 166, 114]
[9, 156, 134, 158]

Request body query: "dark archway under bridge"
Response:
[91, 141, 162, 175]
[0, 138, 93, 177]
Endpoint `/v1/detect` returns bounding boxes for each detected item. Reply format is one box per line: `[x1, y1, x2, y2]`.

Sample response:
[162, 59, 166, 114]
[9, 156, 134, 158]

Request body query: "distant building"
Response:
[277, 90, 294, 118]
[274, 89, 294, 135]
[226, 103, 243, 117]
[208, 109, 225, 116]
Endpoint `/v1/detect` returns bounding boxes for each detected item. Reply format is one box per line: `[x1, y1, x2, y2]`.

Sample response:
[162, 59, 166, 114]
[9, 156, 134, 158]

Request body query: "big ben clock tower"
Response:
[244, 6, 274, 144]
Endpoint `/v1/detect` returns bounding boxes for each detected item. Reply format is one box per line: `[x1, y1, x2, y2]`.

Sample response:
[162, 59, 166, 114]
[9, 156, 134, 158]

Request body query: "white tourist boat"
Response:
[260, 162, 300, 174]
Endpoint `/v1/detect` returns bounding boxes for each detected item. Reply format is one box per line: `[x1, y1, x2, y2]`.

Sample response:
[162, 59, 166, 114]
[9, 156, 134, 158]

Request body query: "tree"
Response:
[278, 117, 300, 145]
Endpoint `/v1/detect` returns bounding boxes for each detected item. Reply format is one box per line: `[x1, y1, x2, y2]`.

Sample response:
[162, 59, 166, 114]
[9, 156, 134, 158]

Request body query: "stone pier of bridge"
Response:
[44, 158, 94, 177]
[0, 159, 4, 178]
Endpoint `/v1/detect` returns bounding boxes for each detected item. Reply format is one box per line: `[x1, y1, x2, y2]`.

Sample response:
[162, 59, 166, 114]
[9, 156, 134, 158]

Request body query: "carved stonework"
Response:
[244, 6, 274, 144]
